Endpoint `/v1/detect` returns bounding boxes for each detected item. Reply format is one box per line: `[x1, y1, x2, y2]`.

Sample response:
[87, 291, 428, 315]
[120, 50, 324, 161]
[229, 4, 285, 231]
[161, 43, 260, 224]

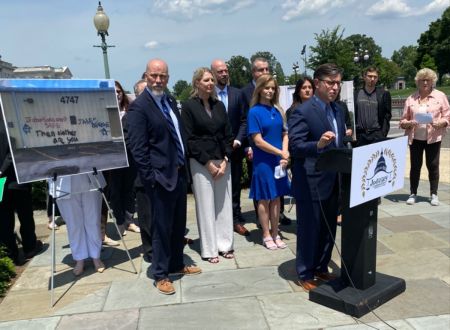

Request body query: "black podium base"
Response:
[309, 273, 406, 318]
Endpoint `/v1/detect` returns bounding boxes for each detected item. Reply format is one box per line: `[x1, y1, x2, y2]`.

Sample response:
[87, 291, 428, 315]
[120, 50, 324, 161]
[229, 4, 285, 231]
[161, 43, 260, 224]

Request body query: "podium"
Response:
[309, 148, 405, 317]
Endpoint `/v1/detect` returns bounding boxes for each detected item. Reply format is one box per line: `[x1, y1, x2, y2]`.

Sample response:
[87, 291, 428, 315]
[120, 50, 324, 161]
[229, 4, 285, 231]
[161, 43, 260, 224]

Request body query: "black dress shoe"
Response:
[24, 240, 44, 259]
[280, 213, 292, 225]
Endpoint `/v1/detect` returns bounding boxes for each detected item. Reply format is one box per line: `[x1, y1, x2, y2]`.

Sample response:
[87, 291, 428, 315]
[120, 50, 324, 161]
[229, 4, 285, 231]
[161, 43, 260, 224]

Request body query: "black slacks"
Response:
[409, 139, 441, 195]
[230, 148, 244, 223]
[136, 186, 152, 260]
[149, 172, 187, 281]
[0, 185, 37, 262]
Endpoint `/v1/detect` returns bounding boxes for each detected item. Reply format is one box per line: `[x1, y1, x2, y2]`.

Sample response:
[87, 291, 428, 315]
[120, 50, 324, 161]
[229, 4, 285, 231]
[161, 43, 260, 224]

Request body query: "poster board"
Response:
[279, 81, 355, 134]
[338, 80, 356, 139]
[350, 136, 407, 207]
[0, 79, 128, 183]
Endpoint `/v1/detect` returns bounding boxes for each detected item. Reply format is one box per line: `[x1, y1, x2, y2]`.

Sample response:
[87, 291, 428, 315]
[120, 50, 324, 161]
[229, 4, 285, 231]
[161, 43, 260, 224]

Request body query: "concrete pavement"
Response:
[1, 137, 449, 329]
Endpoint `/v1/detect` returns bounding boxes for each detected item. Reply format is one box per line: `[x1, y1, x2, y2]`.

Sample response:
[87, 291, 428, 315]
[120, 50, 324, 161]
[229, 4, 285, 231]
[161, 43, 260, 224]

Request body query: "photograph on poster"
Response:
[0, 79, 128, 183]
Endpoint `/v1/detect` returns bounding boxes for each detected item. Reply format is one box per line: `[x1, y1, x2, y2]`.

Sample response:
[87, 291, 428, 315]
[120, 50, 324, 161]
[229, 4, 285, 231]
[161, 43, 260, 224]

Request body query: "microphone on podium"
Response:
[343, 136, 353, 150]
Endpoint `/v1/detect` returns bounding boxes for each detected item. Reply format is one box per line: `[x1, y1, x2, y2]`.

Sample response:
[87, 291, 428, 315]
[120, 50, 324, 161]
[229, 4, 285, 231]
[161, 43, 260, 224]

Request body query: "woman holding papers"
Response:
[247, 75, 290, 250]
[400, 68, 450, 206]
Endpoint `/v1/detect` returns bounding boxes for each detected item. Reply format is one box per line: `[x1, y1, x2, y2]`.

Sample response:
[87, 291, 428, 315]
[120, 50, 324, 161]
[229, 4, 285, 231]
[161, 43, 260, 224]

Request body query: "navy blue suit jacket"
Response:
[239, 82, 255, 148]
[288, 97, 346, 201]
[126, 90, 188, 192]
[226, 86, 246, 143]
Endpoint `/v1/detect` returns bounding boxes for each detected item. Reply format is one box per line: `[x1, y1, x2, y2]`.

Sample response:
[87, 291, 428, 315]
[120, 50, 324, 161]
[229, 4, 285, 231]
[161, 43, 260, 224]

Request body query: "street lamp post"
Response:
[93, 1, 115, 79]
[353, 49, 369, 67]
[292, 62, 299, 82]
[353, 48, 369, 86]
[301, 44, 307, 76]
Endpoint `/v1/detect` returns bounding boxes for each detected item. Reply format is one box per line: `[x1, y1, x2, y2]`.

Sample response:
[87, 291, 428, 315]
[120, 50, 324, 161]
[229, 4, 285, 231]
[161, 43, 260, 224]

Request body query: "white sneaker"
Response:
[430, 194, 439, 206]
[406, 194, 416, 205]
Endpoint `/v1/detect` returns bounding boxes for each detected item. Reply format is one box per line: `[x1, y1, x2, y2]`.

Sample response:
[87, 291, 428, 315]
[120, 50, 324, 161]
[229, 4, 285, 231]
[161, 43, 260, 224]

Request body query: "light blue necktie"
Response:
[219, 90, 228, 112]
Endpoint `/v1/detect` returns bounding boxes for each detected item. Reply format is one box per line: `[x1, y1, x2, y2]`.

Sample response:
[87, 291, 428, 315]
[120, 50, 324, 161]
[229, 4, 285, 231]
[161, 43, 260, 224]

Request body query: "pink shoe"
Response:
[263, 236, 278, 250]
[273, 235, 287, 249]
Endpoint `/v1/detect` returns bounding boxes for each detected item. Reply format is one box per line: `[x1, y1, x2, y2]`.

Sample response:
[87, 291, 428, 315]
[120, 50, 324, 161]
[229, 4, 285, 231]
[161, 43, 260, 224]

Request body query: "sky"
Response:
[0, 0, 448, 91]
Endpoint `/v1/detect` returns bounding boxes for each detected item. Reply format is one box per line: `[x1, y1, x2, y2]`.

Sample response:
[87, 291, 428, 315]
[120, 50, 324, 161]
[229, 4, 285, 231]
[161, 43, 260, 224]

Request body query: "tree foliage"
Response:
[227, 55, 251, 88]
[391, 45, 418, 86]
[172, 80, 190, 99]
[375, 58, 401, 88]
[171, 80, 192, 101]
[415, 7, 450, 83]
[308, 26, 357, 81]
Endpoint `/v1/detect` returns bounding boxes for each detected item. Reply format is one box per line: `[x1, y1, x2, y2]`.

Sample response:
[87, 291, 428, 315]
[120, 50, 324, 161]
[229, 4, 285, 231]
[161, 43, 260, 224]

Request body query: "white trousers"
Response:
[190, 158, 234, 258]
[57, 177, 102, 261]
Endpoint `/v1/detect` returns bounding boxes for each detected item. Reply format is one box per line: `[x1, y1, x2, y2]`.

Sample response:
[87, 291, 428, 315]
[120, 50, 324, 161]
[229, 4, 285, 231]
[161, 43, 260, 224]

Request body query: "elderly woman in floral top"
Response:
[400, 68, 449, 206]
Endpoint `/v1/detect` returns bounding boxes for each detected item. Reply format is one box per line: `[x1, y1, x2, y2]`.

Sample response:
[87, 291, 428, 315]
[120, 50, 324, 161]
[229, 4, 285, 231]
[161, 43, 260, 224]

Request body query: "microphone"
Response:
[343, 136, 353, 150]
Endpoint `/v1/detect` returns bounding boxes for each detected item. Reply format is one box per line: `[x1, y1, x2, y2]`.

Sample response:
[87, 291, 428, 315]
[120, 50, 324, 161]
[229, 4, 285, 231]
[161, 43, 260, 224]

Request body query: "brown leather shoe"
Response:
[314, 272, 337, 282]
[296, 279, 319, 292]
[154, 278, 175, 295]
[234, 223, 250, 236]
[170, 265, 202, 276]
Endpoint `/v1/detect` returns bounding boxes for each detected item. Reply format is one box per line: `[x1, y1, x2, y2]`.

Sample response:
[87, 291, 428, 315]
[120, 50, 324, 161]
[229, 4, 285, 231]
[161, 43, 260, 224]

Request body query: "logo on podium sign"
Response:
[350, 137, 408, 208]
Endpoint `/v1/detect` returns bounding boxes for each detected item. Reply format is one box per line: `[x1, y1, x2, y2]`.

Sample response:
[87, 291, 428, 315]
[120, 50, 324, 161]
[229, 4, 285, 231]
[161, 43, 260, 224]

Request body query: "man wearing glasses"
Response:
[288, 63, 346, 291]
[354, 67, 392, 146]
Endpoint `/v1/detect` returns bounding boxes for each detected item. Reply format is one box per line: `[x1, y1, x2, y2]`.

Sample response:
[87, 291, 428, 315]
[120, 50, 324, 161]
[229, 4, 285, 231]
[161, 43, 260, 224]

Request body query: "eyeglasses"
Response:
[319, 79, 343, 88]
[146, 73, 168, 80]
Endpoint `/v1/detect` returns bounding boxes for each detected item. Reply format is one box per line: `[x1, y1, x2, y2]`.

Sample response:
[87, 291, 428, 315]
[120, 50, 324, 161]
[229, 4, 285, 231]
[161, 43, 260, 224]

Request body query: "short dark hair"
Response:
[363, 66, 379, 76]
[313, 63, 343, 80]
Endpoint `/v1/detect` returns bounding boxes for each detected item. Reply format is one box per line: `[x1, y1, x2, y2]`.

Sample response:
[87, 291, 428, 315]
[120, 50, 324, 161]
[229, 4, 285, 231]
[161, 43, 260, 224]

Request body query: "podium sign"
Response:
[350, 136, 408, 207]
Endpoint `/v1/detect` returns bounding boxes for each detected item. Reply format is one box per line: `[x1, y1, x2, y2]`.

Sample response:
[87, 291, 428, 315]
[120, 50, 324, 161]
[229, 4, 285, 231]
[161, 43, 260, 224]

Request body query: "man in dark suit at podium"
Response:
[211, 59, 249, 236]
[127, 58, 201, 295]
[288, 63, 346, 291]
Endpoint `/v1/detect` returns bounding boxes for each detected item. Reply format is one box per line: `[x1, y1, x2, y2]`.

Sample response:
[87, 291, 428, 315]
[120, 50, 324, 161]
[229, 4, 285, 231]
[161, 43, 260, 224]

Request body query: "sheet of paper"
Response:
[415, 112, 433, 124]
[274, 165, 286, 179]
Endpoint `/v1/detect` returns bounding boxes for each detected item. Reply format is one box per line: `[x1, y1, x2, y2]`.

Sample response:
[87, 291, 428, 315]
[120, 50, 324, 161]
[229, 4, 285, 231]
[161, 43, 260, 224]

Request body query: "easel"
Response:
[49, 168, 137, 307]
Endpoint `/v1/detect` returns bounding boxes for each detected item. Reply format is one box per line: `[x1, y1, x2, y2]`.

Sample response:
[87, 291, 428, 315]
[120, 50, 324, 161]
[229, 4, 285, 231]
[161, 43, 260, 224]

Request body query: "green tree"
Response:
[415, 7, 450, 84]
[391, 45, 418, 86]
[178, 85, 193, 102]
[227, 55, 251, 88]
[420, 54, 438, 71]
[172, 80, 189, 99]
[308, 26, 358, 81]
[250, 51, 285, 85]
[375, 58, 401, 88]
[346, 34, 382, 64]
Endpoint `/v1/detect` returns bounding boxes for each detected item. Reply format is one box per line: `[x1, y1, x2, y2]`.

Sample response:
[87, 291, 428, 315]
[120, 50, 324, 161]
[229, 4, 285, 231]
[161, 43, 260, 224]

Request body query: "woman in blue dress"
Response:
[248, 74, 290, 250]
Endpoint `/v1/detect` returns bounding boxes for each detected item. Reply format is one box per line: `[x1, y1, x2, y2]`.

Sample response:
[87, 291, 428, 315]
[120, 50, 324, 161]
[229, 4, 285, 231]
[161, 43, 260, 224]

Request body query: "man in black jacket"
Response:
[354, 66, 392, 146]
[211, 59, 250, 236]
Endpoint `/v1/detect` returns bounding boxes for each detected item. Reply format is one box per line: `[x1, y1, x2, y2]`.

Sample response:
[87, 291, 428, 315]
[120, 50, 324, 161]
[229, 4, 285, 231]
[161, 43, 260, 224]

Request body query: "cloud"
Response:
[151, 0, 255, 20]
[144, 41, 160, 49]
[367, 0, 449, 18]
[423, 0, 450, 14]
[280, 0, 352, 21]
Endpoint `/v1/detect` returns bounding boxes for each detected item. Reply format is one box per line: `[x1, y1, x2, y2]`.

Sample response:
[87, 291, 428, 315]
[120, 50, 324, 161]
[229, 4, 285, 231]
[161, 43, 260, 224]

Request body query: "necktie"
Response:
[160, 97, 185, 166]
[325, 104, 336, 133]
[219, 90, 228, 112]
[326, 104, 338, 146]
